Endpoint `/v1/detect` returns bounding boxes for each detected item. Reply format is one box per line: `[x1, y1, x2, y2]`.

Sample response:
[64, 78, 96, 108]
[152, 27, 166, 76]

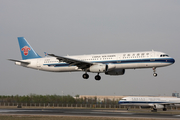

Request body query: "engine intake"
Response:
[153, 104, 164, 109]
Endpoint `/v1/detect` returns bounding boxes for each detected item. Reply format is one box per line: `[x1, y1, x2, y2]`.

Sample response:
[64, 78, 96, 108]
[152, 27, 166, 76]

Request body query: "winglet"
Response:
[44, 52, 48, 56]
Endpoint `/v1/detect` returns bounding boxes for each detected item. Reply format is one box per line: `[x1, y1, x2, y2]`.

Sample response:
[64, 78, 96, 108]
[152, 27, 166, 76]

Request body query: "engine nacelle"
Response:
[106, 64, 116, 71]
[105, 69, 125, 75]
[89, 64, 106, 73]
[153, 104, 164, 109]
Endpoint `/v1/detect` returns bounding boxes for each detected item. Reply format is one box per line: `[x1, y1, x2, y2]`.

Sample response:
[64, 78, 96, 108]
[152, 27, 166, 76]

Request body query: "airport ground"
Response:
[1, 107, 180, 120]
[0, 115, 176, 120]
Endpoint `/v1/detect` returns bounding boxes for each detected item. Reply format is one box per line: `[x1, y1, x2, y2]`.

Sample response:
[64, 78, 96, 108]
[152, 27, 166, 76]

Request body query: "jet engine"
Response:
[89, 63, 117, 73]
[153, 104, 164, 109]
[89, 64, 106, 73]
[106, 64, 116, 71]
[105, 69, 125, 75]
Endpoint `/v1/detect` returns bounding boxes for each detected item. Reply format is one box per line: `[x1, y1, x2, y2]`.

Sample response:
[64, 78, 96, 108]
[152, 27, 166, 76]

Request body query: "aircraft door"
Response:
[116, 55, 121, 64]
[37, 59, 41, 70]
[150, 52, 154, 57]
[150, 52, 155, 63]
[118, 55, 121, 61]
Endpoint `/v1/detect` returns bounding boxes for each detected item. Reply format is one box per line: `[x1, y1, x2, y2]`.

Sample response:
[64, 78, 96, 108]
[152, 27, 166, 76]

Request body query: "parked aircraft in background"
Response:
[9, 37, 175, 80]
[119, 96, 180, 112]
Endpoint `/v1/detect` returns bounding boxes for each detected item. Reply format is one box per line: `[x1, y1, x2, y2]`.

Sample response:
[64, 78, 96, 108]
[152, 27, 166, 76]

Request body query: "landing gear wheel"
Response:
[151, 108, 157, 112]
[95, 75, 101, 81]
[153, 73, 157, 77]
[82, 73, 89, 79]
[163, 108, 167, 111]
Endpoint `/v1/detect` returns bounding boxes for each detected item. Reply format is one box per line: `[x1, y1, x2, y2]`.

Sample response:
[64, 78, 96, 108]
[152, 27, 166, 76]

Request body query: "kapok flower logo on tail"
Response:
[21, 46, 31, 56]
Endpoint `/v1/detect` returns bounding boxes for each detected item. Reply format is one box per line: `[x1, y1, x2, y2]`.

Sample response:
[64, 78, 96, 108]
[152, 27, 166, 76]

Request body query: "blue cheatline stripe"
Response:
[118, 101, 169, 104]
[43, 58, 175, 67]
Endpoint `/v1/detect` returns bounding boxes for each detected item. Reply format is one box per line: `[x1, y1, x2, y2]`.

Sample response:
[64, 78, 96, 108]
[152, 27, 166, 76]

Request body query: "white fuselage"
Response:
[119, 96, 180, 107]
[16, 51, 175, 73]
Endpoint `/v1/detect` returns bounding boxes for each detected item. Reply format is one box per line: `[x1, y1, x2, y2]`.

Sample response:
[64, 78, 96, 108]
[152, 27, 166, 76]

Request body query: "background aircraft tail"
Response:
[18, 37, 41, 60]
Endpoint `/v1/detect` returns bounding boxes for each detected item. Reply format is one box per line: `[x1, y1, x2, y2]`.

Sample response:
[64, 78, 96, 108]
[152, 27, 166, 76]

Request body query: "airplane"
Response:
[118, 96, 180, 112]
[8, 37, 175, 81]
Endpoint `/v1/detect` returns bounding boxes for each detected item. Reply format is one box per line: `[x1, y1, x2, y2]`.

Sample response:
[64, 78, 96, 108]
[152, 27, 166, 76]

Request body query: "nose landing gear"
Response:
[153, 67, 157, 77]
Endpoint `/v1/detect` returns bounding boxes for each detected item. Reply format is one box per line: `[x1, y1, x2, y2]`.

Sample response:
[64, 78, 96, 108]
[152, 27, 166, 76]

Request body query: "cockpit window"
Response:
[160, 54, 169, 57]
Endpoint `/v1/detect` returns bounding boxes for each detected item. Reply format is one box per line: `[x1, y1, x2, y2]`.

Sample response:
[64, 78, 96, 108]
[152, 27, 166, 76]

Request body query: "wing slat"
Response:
[48, 54, 93, 69]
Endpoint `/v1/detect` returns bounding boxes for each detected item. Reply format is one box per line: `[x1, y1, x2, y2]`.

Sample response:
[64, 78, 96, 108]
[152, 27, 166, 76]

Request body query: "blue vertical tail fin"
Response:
[18, 37, 41, 60]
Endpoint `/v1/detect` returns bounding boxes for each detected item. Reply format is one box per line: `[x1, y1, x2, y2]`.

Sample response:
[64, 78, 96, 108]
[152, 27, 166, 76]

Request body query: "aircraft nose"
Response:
[171, 58, 175, 64]
[167, 58, 175, 64]
[172, 58, 175, 64]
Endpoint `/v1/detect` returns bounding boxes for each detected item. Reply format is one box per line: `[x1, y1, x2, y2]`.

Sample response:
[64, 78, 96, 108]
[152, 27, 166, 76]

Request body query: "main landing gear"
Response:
[82, 73, 89, 79]
[95, 73, 101, 81]
[82, 73, 101, 81]
[151, 108, 157, 112]
[153, 67, 157, 77]
[163, 108, 167, 111]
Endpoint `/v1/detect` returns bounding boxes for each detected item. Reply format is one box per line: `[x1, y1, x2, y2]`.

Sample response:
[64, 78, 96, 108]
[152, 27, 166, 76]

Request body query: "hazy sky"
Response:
[0, 0, 180, 96]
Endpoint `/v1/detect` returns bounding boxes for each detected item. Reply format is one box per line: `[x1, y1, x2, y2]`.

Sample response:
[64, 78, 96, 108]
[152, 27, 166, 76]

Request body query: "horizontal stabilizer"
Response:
[8, 59, 30, 65]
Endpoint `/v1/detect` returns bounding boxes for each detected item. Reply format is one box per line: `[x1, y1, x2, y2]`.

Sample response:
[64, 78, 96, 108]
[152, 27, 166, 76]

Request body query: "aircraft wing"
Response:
[48, 54, 93, 69]
[8, 59, 30, 65]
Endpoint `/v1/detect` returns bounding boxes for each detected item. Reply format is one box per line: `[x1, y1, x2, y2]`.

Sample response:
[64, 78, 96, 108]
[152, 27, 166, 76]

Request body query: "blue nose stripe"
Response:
[173, 58, 175, 63]
[170, 58, 175, 64]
